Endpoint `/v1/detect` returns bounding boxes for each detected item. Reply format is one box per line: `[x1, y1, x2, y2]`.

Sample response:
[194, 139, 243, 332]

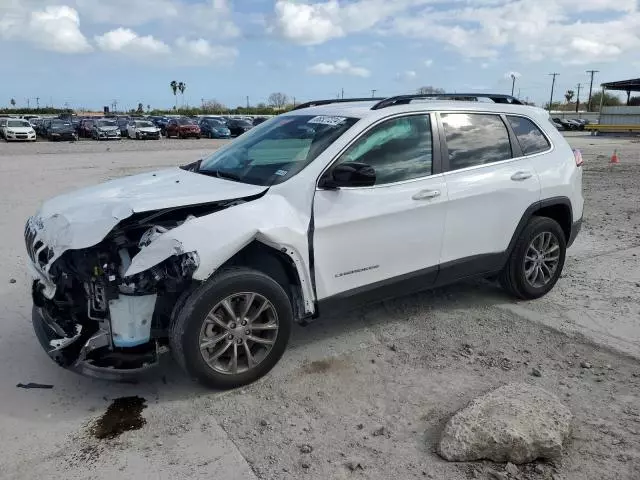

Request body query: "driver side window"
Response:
[335, 115, 433, 185]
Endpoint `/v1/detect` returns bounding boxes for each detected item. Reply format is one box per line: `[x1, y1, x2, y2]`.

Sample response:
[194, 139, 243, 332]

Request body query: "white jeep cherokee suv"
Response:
[26, 94, 583, 388]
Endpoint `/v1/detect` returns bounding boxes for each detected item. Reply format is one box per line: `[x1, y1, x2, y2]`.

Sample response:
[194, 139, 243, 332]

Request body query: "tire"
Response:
[136, 132, 140, 140]
[500, 216, 566, 300]
[170, 268, 293, 389]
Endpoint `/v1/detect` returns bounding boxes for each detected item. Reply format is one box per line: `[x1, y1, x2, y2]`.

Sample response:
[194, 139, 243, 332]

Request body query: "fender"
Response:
[506, 196, 573, 257]
[125, 194, 316, 315]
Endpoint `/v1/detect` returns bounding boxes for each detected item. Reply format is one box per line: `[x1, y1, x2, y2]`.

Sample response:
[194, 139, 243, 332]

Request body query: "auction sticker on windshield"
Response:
[308, 116, 347, 126]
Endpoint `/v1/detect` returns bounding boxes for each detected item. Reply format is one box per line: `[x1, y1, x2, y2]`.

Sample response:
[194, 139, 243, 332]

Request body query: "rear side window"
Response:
[441, 113, 512, 171]
[506, 116, 550, 156]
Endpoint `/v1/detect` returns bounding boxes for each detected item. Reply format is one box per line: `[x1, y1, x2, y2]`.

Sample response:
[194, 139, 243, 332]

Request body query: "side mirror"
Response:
[318, 162, 376, 189]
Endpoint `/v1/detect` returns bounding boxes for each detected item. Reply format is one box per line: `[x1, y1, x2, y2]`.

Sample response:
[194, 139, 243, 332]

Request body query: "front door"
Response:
[312, 113, 448, 300]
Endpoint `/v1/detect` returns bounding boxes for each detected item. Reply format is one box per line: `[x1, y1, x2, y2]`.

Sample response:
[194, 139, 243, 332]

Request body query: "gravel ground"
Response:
[0, 133, 638, 480]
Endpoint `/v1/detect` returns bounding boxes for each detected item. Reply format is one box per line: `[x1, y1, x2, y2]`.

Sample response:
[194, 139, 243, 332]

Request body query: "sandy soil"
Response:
[0, 133, 638, 480]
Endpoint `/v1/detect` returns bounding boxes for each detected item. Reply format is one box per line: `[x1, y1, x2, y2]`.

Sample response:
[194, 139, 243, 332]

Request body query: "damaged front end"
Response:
[27, 208, 204, 379]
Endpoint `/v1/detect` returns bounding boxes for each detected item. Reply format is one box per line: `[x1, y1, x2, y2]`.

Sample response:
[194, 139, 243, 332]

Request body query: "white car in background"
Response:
[127, 120, 161, 140]
[4, 118, 37, 141]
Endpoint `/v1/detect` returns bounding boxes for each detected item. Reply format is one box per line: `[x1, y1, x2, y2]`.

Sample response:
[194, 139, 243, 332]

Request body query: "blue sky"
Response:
[1, 0, 639, 111]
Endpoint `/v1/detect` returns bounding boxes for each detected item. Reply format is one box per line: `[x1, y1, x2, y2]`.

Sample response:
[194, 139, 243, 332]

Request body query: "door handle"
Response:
[412, 189, 441, 200]
[511, 171, 533, 181]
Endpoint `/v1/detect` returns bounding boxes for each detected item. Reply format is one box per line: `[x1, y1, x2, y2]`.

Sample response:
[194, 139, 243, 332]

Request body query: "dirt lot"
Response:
[0, 134, 638, 480]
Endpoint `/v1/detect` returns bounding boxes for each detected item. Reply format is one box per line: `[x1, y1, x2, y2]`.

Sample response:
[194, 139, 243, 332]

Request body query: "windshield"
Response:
[97, 120, 117, 127]
[8, 120, 30, 127]
[207, 120, 225, 127]
[51, 120, 71, 127]
[198, 115, 359, 186]
[136, 121, 155, 128]
[178, 118, 194, 125]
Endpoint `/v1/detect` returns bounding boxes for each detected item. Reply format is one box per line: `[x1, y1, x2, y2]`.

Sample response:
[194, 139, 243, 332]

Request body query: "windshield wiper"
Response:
[197, 168, 244, 182]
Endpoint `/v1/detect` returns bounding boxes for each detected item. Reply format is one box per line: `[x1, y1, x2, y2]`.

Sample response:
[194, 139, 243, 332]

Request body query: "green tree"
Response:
[417, 86, 445, 95]
[170, 80, 178, 110]
[10, 98, 16, 108]
[629, 96, 640, 107]
[268, 92, 288, 109]
[590, 91, 622, 110]
[564, 90, 574, 103]
[137, 103, 144, 114]
[178, 82, 186, 108]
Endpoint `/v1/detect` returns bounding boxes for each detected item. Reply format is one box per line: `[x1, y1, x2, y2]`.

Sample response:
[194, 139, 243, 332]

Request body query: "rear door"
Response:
[312, 113, 448, 300]
[437, 111, 541, 280]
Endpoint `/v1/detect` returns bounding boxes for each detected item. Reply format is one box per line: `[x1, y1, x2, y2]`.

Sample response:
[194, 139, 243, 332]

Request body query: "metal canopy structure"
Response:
[601, 78, 640, 105]
[601, 78, 640, 92]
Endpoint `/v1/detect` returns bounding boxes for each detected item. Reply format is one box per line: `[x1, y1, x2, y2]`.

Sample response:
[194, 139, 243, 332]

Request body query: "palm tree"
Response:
[178, 82, 186, 108]
[170, 80, 178, 110]
[10, 98, 16, 108]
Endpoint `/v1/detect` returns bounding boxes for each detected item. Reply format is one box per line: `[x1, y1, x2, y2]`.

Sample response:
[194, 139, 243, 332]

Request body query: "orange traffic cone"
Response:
[610, 149, 619, 164]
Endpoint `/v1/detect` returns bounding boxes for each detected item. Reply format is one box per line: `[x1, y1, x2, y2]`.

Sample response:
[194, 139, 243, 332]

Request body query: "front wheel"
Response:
[170, 268, 292, 389]
[500, 216, 566, 299]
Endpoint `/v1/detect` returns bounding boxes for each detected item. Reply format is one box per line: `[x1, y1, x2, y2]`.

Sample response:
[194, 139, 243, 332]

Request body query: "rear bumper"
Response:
[567, 218, 582, 248]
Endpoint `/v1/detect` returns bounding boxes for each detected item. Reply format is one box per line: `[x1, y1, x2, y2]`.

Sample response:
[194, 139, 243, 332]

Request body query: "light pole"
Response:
[548, 73, 559, 111]
[586, 70, 599, 112]
[511, 74, 516, 97]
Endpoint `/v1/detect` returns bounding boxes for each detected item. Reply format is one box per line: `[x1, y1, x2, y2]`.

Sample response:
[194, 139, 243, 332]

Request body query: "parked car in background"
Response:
[550, 119, 564, 130]
[31, 118, 44, 131]
[46, 119, 78, 142]
[199, 118, 231, 138]
[565, 119, 583, 130]
[150, 116, 170, 135]
[227, 118, 254, 136]
[78, 118, 95, 138]
[127, 120, 161, 140]
[92, 119, 121, 140]
[37, 119, 52, 137]
[165, 117, 201, 138]
[552, 118, 574, 131]
[0, 118, 8, 139]
[71, 117, 81, 133]
[117, 117, 131, 137]
[252, 117, 268, 126]
[4, 118, 37, 141]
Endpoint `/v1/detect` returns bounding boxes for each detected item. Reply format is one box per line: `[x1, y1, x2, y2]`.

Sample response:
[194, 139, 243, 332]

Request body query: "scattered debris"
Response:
[531, 367, 542, 377]
[488, 469, 508, 480]
[505, 462, 519, 476]
[300, 444, 313, 454]
[356, 423, 364, 430]
[372, 426, 387, 437]
[534, 464, 545, 474]
[16, 382, 53, 389]
[580, 361, 593, 369]
[9, 278, 16, 284]
[259, 419, 269, 427]
[345, 459, 364, 471]
[438, 383, 572, 463]
[301, 462, 310, 469]
[91, 396, 147, 440]
[388, 344, 397, 352]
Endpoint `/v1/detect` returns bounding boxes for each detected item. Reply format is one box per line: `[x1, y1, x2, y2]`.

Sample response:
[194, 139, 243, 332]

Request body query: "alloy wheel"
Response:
[523, 231, 560, 288]
[198, 292, 279, 375]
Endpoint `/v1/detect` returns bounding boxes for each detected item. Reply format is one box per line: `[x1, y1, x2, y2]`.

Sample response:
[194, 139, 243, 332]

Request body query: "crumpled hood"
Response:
[32, 168, 267, 256]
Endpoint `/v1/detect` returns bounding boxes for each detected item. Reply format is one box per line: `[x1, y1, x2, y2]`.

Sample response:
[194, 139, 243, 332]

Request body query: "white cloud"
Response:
[0, 5, 92, 53]
[174, 37, 238, 64]
[308, 59, 370, 77]
[396, 70, 417, 81]
[424, 59, 433, 67]
[94, 29, 236, 65]
[272, 0, 423, 45]
[75, 0, 239, 37]
[95, 28, 169, 55]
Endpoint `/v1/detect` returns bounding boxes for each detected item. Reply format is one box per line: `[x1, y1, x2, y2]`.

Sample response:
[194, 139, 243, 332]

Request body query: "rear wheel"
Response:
[170, 268, 292, 389]
[500, 216, 566, 299]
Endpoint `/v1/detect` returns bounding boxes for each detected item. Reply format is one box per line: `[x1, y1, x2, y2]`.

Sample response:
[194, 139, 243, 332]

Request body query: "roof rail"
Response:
[292, 98, 385, 111]
[371, 93, 523, 110]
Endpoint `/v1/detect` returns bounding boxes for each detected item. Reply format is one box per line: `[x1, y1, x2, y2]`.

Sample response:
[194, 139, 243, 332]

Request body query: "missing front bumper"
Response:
[31, 305, 160, 380]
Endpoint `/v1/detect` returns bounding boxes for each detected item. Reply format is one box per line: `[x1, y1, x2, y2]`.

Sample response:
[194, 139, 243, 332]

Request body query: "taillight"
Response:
[573, 149, 584, 167]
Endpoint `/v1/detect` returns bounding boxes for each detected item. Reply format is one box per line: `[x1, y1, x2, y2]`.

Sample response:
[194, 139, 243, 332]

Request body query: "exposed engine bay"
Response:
[28, 199, 244, 377]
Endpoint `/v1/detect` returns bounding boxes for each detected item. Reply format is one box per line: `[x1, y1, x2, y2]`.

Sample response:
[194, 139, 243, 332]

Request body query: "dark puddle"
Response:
[91, 396, 147, 439]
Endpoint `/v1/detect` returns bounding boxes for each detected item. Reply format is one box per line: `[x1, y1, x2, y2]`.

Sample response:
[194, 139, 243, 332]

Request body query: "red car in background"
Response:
[165, 117, 201, 139]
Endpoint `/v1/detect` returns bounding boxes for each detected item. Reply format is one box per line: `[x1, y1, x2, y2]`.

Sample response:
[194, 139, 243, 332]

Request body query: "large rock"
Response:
[438, 383, 572, 464]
